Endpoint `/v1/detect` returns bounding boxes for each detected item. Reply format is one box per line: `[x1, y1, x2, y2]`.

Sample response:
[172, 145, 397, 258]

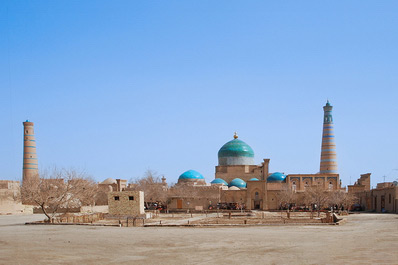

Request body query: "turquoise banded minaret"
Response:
[320, 101, 338, 174]
[23, 120, 39, 183]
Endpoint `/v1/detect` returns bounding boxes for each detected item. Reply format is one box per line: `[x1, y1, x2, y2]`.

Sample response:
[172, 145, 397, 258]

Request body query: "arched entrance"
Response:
[253, 191, 261, 209]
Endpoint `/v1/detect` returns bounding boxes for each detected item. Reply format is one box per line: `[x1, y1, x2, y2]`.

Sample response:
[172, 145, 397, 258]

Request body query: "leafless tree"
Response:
[21, 168, 98, 222]
[276, 184, 297, 210]
[328, 190, 345, 210]
[129, 169, 168, 208]
[328, 191, 358, 213]
[304, 185, 330, 217]
[341, 192, 358, 212]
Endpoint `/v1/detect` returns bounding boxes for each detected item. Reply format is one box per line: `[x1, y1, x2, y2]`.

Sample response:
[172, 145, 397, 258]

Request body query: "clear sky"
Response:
[1, 1, 397, 188]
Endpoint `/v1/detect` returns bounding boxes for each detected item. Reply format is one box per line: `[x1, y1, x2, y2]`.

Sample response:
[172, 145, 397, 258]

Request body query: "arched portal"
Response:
[252, 190, 262, 210]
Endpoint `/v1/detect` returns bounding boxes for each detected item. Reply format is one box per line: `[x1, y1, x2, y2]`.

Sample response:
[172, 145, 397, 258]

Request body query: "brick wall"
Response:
[108, 191, 144, 216]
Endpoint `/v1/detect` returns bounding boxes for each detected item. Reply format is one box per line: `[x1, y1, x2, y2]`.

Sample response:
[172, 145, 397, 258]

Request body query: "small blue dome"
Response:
[211, 178, 228, 185]
[179, 170, 205, 180]
[249, 178, 259, 181]
[229, 178, 247, 188]
[267, 172, 286, 183]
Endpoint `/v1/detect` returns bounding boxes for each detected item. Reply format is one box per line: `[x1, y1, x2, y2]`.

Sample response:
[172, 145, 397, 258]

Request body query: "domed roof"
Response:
[178, 170, 205, 181]
[218, 133, 255, 166]
[229, 186, 240, 190]
[229, 178, 247, 188]
[267, 172, 286, 183]
[249, 177, 259, 181]
[101, 178, 117, 184]
[211, 178, 228, 185]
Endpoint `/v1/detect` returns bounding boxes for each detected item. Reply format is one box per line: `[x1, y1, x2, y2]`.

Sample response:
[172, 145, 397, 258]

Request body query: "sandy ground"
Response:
[0, 213, 397, 265]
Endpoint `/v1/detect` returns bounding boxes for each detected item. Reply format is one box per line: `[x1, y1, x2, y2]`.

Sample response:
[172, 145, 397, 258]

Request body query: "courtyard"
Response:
[0, 213, 397, 264]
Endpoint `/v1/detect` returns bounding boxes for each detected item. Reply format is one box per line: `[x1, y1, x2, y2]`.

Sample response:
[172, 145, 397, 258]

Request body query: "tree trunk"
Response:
[41, 204, 52, 222]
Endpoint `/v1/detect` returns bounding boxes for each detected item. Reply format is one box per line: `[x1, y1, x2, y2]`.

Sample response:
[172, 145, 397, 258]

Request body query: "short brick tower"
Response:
[320, 101, 338, 174]
[22, 120, 39, 183]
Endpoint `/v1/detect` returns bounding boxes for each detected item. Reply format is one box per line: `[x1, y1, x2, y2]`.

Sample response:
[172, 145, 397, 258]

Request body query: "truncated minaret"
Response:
[320, 101, 338, 174]
[23, 120, 39, 183]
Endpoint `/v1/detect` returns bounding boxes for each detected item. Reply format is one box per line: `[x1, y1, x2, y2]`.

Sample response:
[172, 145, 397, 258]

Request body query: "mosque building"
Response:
[171, 101, 342, 211]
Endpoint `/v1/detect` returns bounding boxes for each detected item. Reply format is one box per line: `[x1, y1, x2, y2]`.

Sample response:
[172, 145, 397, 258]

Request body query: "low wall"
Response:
[54, 213, 105, 224]
[33, 207, 81, 214]
[80, 205, 109, 213]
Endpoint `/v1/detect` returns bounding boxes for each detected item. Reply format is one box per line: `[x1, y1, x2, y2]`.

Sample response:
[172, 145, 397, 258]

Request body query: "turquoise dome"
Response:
[211, 178, 228, 185]
[178, 170, 205, 180]
[249, 178, 259, 181]
[218, 134, 255, 166]
[267, 172, 286, 183]
[229, 178, 247, 188]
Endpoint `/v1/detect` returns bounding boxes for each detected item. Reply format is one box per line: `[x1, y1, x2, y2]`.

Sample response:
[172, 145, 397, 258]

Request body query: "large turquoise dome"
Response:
[218, 133, 255, 166]
[229, 178, 247, 188]
[178, 170, 206, 184]
[267, 172, 286, 183]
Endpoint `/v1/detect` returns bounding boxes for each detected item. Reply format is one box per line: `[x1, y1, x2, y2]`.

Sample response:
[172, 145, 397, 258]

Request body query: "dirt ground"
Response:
[0, 213, 397, 265]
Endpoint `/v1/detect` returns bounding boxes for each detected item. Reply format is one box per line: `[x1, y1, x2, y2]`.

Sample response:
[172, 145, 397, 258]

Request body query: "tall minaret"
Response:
[320, 101, 338, 174]
[23, 120, 39, 183]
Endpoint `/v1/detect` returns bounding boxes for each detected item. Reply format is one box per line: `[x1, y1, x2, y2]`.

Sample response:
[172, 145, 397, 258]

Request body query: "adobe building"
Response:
[169, 101, 343, 211]
[168, 170, 224, 211]
[98, 178, 127, 192]
[108, 191, 145, 216]
[348, 173, 371, 194]
[0, 180, 25, 214]
[351, 173, 398, 213]
[371, 182, 398, 213]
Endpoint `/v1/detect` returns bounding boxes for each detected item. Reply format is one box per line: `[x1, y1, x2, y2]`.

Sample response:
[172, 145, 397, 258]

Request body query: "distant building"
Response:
[169, 101, 343, 211]
[98, 178, 127, 192]
[352, 174, 398, 213]
[0, 180, 26, 214]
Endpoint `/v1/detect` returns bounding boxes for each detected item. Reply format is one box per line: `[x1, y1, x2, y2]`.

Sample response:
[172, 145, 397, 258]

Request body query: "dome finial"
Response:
[233, 131, 238, 139]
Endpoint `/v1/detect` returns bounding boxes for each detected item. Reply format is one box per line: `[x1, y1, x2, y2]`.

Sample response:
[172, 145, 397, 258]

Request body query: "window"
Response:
[114, 196, 119, 201]
[129, 196, 134, 201]
[389, 194, 391, 204]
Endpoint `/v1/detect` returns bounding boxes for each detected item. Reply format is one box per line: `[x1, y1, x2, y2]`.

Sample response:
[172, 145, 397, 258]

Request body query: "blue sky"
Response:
[1, 1, 397, 187]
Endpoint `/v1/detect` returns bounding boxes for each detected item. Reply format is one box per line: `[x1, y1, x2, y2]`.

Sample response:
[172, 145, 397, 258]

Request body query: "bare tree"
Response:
[328, 190, 345, 211]
[304, 185, 330, 217]
[21, 168, 98, 222]
[328, 191, 358, 213]
[129, 169, 168, 209]
[341, 192, 358, 212]
[276, 184, 297, 210]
